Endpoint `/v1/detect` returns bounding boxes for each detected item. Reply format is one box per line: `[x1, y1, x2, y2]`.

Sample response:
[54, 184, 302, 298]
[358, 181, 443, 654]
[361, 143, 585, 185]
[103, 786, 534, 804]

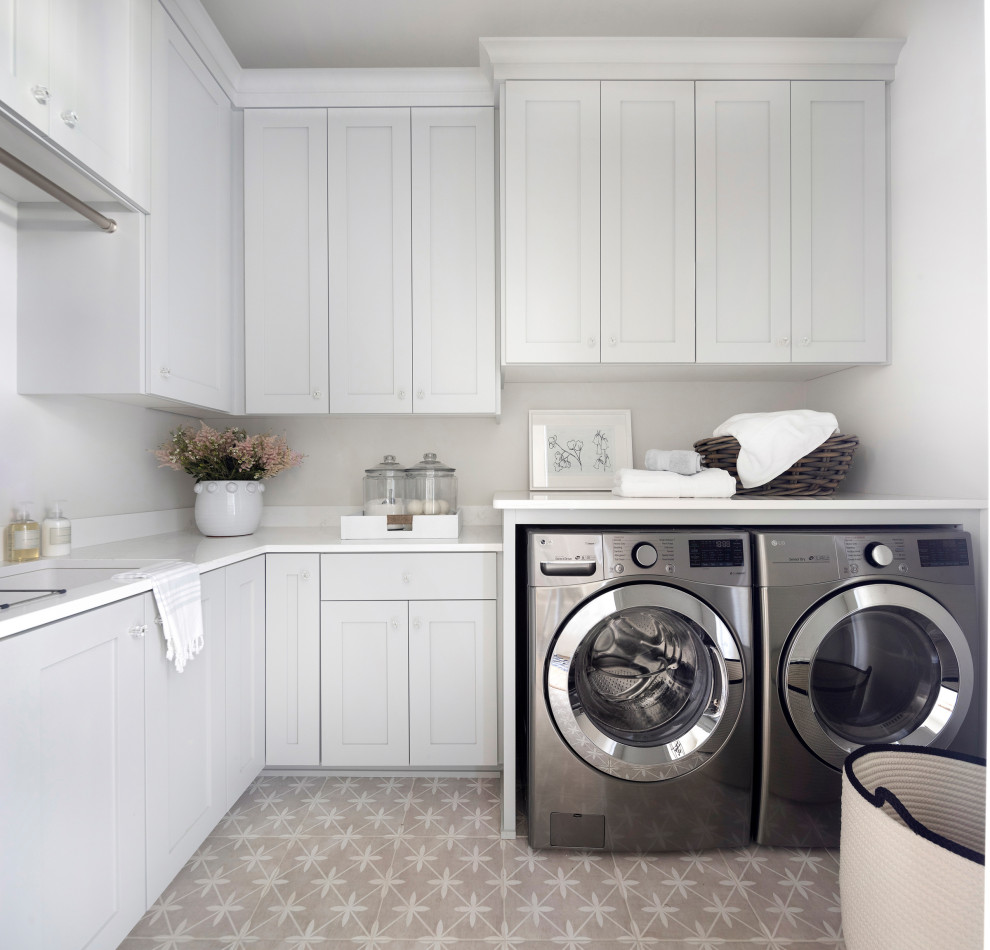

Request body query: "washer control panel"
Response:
[606, 532, 750, 585]
[755, 530, 974, 586]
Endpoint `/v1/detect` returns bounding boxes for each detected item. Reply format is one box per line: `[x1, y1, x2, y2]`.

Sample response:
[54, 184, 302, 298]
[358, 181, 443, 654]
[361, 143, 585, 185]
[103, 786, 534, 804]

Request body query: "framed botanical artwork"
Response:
[529, 410, 633, 490]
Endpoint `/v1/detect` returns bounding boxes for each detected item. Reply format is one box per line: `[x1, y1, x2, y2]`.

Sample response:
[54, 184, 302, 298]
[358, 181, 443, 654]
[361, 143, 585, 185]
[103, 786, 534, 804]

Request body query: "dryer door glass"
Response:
[809, 606, 942, 744]
[783, 583, 973, 769]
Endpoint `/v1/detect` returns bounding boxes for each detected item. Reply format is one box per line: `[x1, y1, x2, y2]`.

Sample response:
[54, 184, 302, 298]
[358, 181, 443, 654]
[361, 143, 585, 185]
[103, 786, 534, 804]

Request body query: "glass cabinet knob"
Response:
[31, 85, 51, 104]
[60, 109, 79, 128]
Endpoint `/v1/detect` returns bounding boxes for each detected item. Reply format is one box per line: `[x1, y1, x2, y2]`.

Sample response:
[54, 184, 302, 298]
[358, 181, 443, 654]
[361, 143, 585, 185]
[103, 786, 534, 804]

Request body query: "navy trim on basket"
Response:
[844, 744, 987, 866]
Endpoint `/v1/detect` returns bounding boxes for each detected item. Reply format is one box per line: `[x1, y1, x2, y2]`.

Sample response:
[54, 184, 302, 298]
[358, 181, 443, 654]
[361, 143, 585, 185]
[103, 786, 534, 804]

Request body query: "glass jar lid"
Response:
[405, 452, 455, 474]
[365, 454, 405, 476]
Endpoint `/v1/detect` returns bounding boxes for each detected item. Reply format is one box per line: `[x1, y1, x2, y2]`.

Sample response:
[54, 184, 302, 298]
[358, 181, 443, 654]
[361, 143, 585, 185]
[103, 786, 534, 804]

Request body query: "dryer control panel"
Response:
[755, 530, 974, 586]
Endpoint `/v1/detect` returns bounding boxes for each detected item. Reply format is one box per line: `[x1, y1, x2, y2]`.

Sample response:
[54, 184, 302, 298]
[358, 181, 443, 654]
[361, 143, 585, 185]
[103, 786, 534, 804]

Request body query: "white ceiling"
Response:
[199, 0, 885, 69]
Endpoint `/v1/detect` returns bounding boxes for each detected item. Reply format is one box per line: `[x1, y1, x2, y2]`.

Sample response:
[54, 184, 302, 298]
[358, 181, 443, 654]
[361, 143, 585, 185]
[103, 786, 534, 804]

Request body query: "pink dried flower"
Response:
[152, 423, 304, 482]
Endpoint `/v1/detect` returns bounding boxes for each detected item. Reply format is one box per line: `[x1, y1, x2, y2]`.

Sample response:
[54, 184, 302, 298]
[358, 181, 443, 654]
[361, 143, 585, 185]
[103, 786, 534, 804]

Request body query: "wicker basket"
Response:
[693, 433, 859, 496]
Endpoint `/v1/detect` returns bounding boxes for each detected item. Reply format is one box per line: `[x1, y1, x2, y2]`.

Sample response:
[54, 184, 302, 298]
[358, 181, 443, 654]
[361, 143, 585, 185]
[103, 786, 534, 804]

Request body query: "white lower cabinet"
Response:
[144, 568, 228, 905]
[224, 556, 267, 805]
[319, 552, 498, 769]
[266, 553, 321, 765]
[0, 595, 149, 950]
[321, 600, 410, 766]
[408, 599, 498, 766]
[0, 558, 267, 950]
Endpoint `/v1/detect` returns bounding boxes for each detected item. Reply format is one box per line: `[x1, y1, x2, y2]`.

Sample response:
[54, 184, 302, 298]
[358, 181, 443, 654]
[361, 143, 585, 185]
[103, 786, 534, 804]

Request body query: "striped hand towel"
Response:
[115, 561, 204, 672]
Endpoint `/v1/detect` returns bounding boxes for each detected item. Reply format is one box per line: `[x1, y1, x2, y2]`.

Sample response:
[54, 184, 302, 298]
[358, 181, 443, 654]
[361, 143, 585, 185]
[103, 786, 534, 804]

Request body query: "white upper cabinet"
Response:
[329, 106, 496, 413]
[146, 4, 233, 411]
[504, 81, 601, 363]
[695, 81, 792, 363]
[0, 0, 50, 132]
[16, 4, 233, 413]
[327, 108, 413, 413]
[790, 80, 887, 363]
[411, 107, 496, 413]
[504, 79, 696, 364]
[0, 0, 151, 207]
[244, 109, 329, 413]
[244, 104, 496, 415]
[504, 75, 888, 368]
[601, 81, 695, 363]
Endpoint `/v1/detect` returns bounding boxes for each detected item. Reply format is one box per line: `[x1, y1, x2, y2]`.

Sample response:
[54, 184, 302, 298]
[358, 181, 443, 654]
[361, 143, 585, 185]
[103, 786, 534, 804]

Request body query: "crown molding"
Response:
[159, 0, 244, 101]
[479, 36, 905, 89]
[234, 67, 494, 108]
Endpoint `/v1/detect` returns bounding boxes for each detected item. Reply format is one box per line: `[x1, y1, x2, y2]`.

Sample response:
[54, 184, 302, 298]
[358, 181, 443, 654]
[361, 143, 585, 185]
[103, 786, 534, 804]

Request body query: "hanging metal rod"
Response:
[0, 144, 116, 232]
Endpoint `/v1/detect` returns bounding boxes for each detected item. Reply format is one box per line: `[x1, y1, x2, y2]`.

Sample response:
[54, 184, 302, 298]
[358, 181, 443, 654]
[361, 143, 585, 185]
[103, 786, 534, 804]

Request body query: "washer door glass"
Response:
[784, 584, 972, 769]
[573, 605, 714, 747]
[546, 583, 745, 782]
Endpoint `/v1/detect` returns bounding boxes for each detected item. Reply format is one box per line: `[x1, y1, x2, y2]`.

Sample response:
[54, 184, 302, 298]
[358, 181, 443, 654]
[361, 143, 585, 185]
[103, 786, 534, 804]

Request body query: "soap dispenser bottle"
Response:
[42, 501, 72, 557]
[6, 502, 41, 562]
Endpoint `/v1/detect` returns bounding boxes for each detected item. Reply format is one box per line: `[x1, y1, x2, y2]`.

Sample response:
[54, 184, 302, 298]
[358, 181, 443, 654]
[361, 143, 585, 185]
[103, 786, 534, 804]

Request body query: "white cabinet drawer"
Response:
[321, 553, 495, 601]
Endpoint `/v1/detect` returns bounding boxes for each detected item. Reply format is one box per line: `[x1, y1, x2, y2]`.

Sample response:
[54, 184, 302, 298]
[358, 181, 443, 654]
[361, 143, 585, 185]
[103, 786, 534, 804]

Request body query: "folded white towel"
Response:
[644, 449, 704, 475]
[713, 410, 839, 489]
[114, 562, 204, 673]
[612, 468, 737, 498]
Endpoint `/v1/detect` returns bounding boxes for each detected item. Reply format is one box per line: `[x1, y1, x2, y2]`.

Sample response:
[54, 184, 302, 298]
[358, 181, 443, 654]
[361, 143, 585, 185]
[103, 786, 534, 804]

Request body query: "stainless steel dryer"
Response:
[526, 529, 754, 852]
[754, 529, 983, 848]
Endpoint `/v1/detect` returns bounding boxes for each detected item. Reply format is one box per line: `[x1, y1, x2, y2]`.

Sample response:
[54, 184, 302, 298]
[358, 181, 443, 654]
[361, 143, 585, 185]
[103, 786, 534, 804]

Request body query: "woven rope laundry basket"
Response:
[840, 745, 986, 950]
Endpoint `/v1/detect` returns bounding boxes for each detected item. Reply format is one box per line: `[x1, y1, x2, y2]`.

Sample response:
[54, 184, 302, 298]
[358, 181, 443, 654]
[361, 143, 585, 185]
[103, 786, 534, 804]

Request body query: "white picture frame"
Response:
[529, 410, 633, 490]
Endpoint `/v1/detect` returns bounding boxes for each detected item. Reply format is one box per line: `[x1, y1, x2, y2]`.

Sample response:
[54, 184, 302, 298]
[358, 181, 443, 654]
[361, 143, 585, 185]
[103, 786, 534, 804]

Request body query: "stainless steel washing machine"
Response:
[754, 528, 984, 848]
[526, 529, 754, 852]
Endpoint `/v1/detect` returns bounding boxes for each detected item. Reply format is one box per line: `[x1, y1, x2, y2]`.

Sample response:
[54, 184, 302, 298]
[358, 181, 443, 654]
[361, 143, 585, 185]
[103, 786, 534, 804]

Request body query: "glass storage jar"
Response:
[404, 453, 457, 515]
[363, 455, 406, 518]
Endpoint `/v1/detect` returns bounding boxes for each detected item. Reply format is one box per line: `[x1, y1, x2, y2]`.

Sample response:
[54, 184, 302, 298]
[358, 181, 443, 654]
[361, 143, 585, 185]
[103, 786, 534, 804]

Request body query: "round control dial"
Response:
[864, 542, 894, 568]
[631, 542, 659, 569]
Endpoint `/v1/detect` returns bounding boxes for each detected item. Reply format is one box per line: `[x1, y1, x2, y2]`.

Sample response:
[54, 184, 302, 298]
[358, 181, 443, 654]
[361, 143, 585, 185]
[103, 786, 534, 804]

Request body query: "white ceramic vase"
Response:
[194, 480, 265, 536]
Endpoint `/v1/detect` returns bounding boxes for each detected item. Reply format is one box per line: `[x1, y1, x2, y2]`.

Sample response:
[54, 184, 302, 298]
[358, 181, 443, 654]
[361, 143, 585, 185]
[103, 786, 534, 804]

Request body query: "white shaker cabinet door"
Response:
[408, 600, 498, 767]
[0, 596, 148, 950]
[600, 81, 695, 363]
[48, 0, 150, 206]
[147, 5, 233, 411]
[696, 81, 791, 363]
[791, 80, 887, 363]
[244, 109, 329, 413]
[0, 0, 51, 131]
[321, 601, 410, 767]
[411, 107, 497, 413]
[504, 80, 601, 363]
[225, 556, 266, 807]
[328, 108, 413, 413]
[145, 567, 227, 905]
[266, 553, 321, 767]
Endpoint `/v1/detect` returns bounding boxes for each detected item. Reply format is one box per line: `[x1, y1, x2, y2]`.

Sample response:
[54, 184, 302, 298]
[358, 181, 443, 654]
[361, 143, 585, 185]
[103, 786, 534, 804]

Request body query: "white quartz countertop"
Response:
[0, 525, 502, 640]
[493, 491, 988, 511]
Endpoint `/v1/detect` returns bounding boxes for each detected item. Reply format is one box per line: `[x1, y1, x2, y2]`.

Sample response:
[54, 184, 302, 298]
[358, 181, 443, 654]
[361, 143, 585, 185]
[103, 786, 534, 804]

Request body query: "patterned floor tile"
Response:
[121, 777, 846, 949]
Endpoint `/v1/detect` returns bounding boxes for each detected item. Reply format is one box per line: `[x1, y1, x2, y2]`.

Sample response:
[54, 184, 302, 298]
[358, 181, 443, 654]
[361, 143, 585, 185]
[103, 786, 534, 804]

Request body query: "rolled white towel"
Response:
[644, 449, 704, 475]
[612, 468, 737, 498]
[713, 409, 839, 489]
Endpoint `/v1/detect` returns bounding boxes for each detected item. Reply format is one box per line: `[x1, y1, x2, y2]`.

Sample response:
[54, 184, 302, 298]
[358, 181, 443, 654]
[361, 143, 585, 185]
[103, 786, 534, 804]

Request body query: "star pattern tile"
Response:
[119, 776, 844, 949]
